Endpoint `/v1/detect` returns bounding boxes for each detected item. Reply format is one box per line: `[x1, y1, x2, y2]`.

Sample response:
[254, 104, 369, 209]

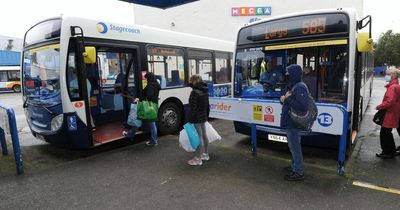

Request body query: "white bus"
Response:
[232, 8, 373, 149]
[22, 16, 234, 149]
[0, 66, 21, 92]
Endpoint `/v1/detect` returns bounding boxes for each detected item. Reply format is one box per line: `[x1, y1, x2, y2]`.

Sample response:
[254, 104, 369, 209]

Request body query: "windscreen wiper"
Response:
[23, 95, 55, 116]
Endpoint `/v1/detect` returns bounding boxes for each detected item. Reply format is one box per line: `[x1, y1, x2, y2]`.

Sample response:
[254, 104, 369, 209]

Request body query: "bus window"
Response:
[67, 51, 80, 100]
[147, 46, 184, 88]
[188, 50, 212, 82]
[287, 48, 318, 98]
[97, 50, 135, 111]
[215, 52, 231, 84]
[8, 71, 20, 81]
[0, 71, 7, 82]
[318, 46, 347, 102]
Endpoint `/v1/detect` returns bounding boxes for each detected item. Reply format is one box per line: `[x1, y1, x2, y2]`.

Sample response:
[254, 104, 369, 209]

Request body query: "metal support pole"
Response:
[0, 103, 23, 175]
[251, 123, 257, 157]
[0, 128, 8, 155]
[8, 109, 24, 175]
[337, 108, 348, 176]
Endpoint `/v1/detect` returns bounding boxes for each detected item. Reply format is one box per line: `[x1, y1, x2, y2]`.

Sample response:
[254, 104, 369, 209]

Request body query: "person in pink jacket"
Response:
[376, 68, 400, 159]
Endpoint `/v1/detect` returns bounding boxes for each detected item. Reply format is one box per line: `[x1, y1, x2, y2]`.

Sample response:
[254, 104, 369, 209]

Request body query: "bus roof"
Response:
[244, 8, 358, 28]
[60, 16, 234, 52]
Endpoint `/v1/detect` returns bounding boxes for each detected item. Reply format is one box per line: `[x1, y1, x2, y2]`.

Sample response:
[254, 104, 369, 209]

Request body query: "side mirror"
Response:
[357, 32, 373, 52]
[83, 46, 96, 64]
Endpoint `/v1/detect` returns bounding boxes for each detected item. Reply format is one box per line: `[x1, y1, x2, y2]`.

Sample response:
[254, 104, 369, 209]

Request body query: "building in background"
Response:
[0, 35, 23, 52]
[132, 0, 363, 41]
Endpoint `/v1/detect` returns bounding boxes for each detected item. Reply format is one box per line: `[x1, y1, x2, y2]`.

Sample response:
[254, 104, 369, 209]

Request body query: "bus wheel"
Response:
[158, 102, 182, 134]
[13, 84, 21, 92]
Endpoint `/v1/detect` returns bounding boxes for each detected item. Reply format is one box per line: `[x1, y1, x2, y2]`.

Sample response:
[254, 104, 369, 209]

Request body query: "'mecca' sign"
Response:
[231, 7, 272, 16]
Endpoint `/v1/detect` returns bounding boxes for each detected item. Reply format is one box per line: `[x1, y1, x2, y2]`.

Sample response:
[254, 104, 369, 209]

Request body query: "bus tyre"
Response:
[158, 102, 182, 134]
[13, 84, 21, 92]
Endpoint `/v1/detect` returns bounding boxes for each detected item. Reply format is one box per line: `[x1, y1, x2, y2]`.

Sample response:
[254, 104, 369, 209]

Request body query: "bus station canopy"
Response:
[119, 0, 198, 9]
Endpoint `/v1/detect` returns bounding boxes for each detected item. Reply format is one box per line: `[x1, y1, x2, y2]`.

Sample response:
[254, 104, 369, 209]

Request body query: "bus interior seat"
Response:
[155, 75, 166, 88]
[169, 70, 181, 86]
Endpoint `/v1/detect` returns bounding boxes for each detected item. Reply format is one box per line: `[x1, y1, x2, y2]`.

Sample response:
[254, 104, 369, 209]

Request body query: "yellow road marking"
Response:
[352, 180, 400, 195]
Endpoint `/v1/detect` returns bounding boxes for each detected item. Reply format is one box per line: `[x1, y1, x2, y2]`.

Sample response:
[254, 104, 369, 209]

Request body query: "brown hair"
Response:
[189, 74, 203, 85]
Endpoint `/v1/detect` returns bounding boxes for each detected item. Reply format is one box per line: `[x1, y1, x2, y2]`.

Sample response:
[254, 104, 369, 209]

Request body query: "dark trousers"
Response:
[380, 127, 396, 154]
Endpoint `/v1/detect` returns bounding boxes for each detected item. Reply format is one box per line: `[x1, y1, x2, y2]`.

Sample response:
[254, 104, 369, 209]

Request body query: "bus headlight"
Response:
[51, 114, 64, 131]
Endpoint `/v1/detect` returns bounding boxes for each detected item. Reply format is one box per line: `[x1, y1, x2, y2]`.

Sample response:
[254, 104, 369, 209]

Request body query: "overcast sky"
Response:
[0, 0, 135, 38]
[364, 0, 400, 40]
[0, 0, 398, 42]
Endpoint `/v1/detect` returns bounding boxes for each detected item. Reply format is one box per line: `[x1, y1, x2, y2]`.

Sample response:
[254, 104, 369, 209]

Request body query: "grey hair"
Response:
[387, 67, 400, 78]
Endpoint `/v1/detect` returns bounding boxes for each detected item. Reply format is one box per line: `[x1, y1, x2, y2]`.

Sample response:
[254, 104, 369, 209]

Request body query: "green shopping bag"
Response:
[137, 100, 158, 120]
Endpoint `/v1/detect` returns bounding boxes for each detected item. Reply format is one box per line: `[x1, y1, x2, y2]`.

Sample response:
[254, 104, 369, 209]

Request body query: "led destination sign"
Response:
[238, 13, 348, 45]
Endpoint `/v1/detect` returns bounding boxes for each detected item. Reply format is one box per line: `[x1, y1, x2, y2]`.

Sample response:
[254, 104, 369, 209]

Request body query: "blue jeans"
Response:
[145, 121, 158, 144]
[286, 128, 304, 174]
[125, 126, 138, 140]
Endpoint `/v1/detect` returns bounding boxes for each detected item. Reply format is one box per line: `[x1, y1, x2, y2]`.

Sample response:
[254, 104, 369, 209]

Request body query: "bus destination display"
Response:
[238, 13, 348, 45]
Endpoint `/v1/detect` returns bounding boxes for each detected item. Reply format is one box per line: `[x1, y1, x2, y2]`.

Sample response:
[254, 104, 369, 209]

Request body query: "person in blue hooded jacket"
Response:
[280, 64, 309, 181]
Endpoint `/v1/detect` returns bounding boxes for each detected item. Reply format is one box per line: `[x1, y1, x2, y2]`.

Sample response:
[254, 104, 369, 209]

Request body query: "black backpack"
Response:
[289, 82, 318, 131]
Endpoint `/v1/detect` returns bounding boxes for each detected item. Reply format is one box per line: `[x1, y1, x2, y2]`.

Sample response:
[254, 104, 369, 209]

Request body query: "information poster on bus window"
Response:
[209, 97, 345, 135]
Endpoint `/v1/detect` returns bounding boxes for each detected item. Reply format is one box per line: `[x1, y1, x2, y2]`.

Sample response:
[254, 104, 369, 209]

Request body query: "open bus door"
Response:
[71, 26, 141, 147]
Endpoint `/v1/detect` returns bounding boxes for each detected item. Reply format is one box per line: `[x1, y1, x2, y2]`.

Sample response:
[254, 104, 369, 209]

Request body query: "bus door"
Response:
[91, 47, 139, 145]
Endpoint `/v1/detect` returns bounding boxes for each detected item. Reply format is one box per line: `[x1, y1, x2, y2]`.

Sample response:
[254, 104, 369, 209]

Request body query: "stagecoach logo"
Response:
[318, 113, 333, 127]
[97, 22, 108, 34]
[97, 22, 141, 34]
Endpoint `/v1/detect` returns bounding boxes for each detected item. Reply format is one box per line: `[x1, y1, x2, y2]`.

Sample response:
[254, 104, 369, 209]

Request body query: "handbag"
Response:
[179, 128, 196, 152]
[289, 82, 318, 131]
[183, 123, 200, 149]
[373, 109, 387, 125]
[137, 100, 158, 120]
[205, 121, 222, 143]
[127, 103, 142, 127]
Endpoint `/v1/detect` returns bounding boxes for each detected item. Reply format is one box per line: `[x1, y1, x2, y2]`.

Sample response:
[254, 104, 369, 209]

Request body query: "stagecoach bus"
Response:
[22, 16, 233, 148]
[0, 66, 21, 92]
[233, 8, 373, 148]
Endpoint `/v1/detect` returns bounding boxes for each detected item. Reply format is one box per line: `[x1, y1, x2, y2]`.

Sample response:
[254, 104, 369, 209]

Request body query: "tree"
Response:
[374, 30, 400, 66]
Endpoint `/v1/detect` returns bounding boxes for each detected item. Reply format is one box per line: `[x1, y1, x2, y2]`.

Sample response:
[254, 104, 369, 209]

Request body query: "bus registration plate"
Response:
[268, 134, 287, 143]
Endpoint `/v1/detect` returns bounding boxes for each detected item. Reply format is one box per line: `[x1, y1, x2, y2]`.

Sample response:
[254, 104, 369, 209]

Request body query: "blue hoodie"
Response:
[280, 64, 309, 128]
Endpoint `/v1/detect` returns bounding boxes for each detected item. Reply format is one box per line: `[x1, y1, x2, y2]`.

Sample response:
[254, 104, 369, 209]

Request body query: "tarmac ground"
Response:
[0, 77, 399, 209]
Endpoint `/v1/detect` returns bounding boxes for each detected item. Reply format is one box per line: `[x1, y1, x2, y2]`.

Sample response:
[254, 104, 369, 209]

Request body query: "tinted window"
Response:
[8, 70, 20, 81]
[215, 52, 231, 84]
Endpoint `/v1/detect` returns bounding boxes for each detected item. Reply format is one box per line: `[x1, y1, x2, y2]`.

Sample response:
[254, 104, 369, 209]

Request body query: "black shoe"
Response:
[284, 172, 304, 181]
[397, 146, 400, 151]
[283, 166, 293, 173]
[394, 151, 400, 156]
[376, 153, 394, 159]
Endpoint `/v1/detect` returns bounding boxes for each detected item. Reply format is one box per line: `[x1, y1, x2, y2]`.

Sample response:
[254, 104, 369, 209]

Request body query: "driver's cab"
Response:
[239, 50, 286, 98]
